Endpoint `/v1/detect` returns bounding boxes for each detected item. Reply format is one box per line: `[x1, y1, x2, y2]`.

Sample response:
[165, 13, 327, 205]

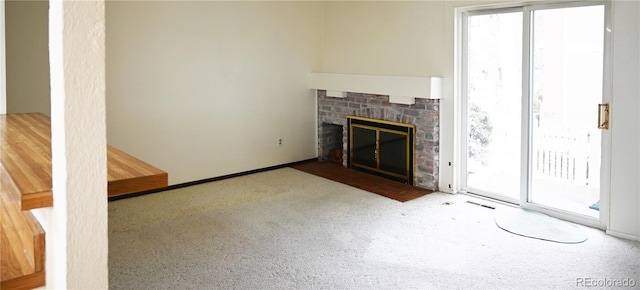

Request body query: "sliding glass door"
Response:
[528, 5, 604, 218]
[462, 10, 523, 203]
[461, 2, 608, 222]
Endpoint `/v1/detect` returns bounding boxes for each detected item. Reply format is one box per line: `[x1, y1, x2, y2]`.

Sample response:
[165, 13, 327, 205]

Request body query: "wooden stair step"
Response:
[1, 113, 169, 288]
[1, 164, 45, 290]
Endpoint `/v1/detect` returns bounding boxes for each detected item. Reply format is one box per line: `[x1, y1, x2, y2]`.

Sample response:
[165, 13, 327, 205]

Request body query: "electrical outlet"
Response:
[278, 138, 283, 146]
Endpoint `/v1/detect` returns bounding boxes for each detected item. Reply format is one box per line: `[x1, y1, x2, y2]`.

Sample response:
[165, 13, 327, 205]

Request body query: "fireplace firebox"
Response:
[347, 116, 415, 185]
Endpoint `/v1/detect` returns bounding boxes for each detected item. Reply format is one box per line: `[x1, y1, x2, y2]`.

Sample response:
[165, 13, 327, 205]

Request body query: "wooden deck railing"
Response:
[532, 130, 594, 185]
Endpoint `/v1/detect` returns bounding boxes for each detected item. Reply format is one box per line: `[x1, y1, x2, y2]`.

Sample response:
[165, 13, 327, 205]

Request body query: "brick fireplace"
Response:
[317, 90, 439, 190]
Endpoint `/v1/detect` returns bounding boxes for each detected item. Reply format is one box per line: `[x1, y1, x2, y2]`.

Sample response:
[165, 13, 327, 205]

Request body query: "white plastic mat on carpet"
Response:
[494, 207, 588, 243]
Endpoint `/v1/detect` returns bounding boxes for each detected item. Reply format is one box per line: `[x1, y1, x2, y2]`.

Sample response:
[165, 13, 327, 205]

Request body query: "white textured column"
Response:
[46, 0, 108, 288]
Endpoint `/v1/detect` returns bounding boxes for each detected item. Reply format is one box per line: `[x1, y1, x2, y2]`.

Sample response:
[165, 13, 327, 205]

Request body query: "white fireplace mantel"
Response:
[309, 72, 442, 105]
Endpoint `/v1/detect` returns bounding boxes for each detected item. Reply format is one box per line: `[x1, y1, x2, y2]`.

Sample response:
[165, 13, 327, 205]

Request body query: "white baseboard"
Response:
[606, 229, 640, 242]
[439, 188, 456, 194]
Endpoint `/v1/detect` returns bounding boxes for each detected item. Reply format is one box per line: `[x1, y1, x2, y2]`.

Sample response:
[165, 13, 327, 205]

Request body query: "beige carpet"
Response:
[109, 168, 640, 289]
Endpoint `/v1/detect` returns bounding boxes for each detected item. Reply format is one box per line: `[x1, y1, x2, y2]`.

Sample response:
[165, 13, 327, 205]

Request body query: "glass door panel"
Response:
[529, 5, 604, 217]
[379, 131, 407, 176]
[352, 126, 377, 168]
[464, 11, 523, 202]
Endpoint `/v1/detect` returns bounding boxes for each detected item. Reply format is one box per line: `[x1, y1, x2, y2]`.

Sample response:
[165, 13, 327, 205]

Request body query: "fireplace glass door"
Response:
[348, 116, 415, 185]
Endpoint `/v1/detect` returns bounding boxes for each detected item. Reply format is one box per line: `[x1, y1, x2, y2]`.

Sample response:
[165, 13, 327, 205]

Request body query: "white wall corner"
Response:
[608, 0, 640, 240]
[637, 0, 640, 246]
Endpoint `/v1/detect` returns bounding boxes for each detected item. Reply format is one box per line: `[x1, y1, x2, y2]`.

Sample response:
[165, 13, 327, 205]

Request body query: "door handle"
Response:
[598, 104, 609, 130]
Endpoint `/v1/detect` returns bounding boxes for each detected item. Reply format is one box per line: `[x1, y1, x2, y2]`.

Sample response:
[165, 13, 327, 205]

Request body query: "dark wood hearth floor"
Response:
[291, 161, 432, 202]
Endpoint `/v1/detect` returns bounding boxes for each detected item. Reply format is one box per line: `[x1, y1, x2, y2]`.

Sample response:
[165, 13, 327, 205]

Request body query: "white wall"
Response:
[4, 0, 50, 115]
[608, 0, 640, 240]
[323, 1, 448, 77]
[33, 0, 108, 288]
[322, 0, 640, 240]
[106, 1, 323, 185]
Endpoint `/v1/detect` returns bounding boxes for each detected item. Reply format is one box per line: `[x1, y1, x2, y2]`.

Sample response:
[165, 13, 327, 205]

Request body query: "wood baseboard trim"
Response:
[0, 271, 45, 290]
[108, 158, 319, 202]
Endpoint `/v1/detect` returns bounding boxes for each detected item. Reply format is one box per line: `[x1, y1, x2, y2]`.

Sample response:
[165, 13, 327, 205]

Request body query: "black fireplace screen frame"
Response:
[347, 116, 415, 185]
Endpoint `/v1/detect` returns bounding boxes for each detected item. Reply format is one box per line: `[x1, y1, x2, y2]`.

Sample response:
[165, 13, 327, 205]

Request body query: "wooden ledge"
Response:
[0, 113, 54, 210]
[0, 113, 169, 208]
[107, 146, 168, 197]
[1, 164, 45, 290]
